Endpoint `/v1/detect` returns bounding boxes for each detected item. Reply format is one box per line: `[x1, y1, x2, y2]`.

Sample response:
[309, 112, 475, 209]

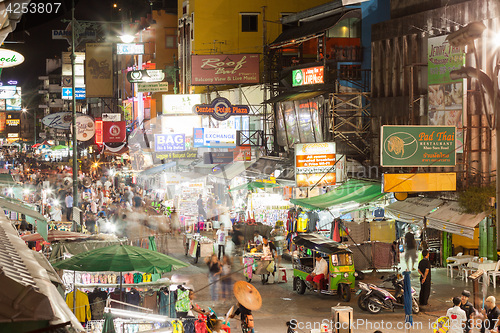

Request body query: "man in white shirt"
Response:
[446, 296, 467, 333]
[306, 255, 328, 291]
[216, 228, 226, 260]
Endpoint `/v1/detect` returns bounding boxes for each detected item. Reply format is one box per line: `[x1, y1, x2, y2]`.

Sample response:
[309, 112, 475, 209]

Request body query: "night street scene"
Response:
[2, 0, 500, 332]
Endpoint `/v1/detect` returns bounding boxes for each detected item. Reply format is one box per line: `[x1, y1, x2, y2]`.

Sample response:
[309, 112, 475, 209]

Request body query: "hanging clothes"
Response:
[297, 211, 309, 232]
[88, 288, 108, 320]
[158, 290, 170, 316]
[308, 211, 319, 232]
[126, 288, 142, 310]
[133, 272, 143, 283]
[124, 273, 134, 284]
[171, 320, 184, 333]
[175, 288, 190, 313]
[143, 291, 158, 313]
[65, 290, 92, 323]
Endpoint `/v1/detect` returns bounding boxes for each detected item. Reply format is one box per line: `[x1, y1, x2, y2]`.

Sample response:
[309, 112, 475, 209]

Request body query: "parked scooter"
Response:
[356, 274, 419, 314]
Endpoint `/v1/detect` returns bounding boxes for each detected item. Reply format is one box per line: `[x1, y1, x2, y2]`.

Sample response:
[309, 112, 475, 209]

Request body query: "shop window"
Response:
[165, 35, 176, 48]
[241, 14, 258, 32]
[327, 18, 361, 38]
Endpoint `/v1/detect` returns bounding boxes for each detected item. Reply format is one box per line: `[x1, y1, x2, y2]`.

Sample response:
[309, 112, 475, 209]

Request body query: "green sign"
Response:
[381, 126, 456, 167]
[428, 35, 464, 85]
[292, 66, 324, 87]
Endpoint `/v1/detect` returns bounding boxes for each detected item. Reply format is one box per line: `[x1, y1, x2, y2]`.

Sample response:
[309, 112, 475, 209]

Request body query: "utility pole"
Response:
[71, 0, 78, 218]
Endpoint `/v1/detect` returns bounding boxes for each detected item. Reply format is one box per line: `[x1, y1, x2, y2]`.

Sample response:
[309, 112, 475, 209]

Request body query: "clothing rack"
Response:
[74, 277, 176, 289]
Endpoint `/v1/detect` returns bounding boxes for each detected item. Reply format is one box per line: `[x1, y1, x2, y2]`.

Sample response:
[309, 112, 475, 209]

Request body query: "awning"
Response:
[0, 173, 16, 186]
[290, 179, 385, 210]
[269, 9, 361, 48]
[139, 162, 176, 176]
[426, 201, 487, 239]
[264, 90, 327, 104]
[0, 196, 48, 241]
[0, 214, 84, 330]
[384, 197, 444, 225]
[246, 156, 286, 176]
[212, 161, 253, 180]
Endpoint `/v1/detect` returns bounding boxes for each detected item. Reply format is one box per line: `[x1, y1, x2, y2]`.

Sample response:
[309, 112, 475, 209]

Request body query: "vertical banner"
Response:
[85, 43, 113, 97]
[428, 36, 465, 152]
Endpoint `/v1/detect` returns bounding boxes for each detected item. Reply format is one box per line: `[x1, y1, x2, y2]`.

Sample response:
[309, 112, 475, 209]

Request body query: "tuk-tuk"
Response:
[292, 234, 355, 302]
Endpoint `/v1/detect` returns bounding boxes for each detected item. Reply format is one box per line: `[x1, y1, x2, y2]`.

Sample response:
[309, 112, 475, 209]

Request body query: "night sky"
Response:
[3, 0, 177, 106]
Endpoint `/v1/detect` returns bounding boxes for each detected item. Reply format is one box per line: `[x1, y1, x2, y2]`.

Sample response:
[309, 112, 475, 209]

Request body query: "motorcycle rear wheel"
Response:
[357, 292, 368, 311]
[366, 299, 383, 314]
[412, 298, 420, 314]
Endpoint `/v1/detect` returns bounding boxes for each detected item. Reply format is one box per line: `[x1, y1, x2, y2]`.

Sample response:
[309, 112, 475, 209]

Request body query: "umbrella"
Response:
[21, 230, 92, 243]
[52, 243, 189, 273]
[403, 271, 413, 326]
[229, 181, 279, 192]
[233, 281, 262, 311]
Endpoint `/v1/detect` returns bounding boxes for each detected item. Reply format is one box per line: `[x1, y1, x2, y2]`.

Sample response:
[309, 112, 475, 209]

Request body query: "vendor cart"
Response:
[243, 252, 274, 284]
[186, 234, 214, 264]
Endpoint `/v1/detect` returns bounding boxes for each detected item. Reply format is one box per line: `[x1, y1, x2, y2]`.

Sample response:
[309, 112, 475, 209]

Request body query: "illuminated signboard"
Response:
[292, 66, 324, 87]
[0, 49, 24, 68]
[154, 134, 186, 152]
[0, 86, 20, 99]
[193, 97, 249, 121]
[117, 43, 145, 55]
[95, 120, 103, 145]
[193, 128, 237, 148]
[295, 142, 336, 187]
[127, 69, 165, 83]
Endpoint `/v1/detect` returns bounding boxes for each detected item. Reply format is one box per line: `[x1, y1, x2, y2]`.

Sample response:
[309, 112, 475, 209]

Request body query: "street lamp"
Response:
[448, 21, 500, 252]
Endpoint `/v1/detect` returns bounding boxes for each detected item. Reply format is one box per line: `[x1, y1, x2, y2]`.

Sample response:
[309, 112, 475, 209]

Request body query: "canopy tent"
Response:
[229, 181, 279, 192]
[139, 162, 176, 177]
[0, 195, 48, 241]
[426, 201, 488, 239]
[52, 243, 189, 273]
[384, 197, 444, 225]
[290, 179, 385, 210]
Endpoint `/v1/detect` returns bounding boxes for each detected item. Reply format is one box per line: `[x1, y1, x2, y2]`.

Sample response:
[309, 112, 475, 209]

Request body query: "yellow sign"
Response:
[383, 172, 456, 192]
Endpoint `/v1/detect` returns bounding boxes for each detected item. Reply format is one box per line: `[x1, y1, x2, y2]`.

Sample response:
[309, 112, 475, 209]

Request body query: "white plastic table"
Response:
[446, 255, 474, 278]
[464, 260, 497, 282]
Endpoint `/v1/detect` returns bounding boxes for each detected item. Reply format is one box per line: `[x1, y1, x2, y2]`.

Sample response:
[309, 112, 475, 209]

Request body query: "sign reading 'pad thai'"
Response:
[381, 126, 456, 167]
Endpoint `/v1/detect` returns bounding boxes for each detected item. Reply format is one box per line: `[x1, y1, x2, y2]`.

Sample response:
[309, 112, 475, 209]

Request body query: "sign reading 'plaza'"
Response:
[381, 125, 456, 167]
[193, 97, 250, 121]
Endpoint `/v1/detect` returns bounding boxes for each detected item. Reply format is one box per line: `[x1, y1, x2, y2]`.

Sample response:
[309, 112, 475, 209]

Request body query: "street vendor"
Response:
[306, 255, 328, 291]
[261, 236, 276, 260]
[253, 231, 263, 246]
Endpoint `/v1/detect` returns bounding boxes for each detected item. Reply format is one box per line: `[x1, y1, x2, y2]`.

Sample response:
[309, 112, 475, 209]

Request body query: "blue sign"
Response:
[193, 128, 204, 148]
[62, 87, 86, 100]
[155, 134, 186, 152]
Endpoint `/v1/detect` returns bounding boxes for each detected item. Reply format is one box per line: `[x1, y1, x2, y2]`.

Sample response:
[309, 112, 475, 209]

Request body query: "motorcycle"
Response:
[356, 274, 419, 314]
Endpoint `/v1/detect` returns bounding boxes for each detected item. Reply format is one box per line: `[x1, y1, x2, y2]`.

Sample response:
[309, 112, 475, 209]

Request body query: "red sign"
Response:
[95, 120, 103, 144]
[230, 145, 251, 161]
[191, 54, 260, 85]
[103, 121, 126, 142]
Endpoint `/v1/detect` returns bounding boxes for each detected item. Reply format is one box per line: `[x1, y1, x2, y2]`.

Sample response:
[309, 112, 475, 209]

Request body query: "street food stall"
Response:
[184, 233, 214, 263]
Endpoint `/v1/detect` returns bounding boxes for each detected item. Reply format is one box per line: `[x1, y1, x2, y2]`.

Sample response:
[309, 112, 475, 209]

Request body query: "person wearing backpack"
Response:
[231, 302, 254, 333]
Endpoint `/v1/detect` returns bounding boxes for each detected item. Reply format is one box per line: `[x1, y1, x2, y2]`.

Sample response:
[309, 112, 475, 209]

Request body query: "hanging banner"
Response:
[85, 43, 113, 98]
[381, 125, 456, 167]
[103, 121, 126, 143]
[428, 35, 465, 153]
[191, 54, 260, 85]
[295, 142, 336, 188]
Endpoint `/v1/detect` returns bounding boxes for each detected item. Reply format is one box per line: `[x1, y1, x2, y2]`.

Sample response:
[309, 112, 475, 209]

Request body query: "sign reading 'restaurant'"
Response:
[193, 97, 249, 121]
[191, 54, 260, 85]
[381, 125, 456, 167]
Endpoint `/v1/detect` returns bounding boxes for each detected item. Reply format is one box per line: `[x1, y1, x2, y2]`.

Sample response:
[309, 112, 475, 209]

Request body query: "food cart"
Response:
[243, 249, 274, 284]
[184, 233, 214, 263]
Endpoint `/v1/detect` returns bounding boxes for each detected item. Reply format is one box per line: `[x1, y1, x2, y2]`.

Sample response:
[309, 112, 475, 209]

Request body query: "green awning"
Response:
[290, 179, 385, 210]
[0, 173, 16, 186]
[0, 196, 48, 241]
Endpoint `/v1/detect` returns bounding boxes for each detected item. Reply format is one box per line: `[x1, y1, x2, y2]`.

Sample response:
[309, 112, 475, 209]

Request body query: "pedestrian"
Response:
[460, 290, 475, 333]
[404, 228, 417, 270]
[231, 224, 244, 265]
[205, 254, 221, 302]
[133, 191, 143, 209]
[220, 255, 232, 301]
[479, 296, 500, 333]
[447, 296, 467, 333]
[216, 227, 226, 260]
[418, 249, 431, 306]
[253, 231, 263, 245]
[197, 194, 206, 220]
[230, 302, 254, 333]
[65, 192, 73, 222]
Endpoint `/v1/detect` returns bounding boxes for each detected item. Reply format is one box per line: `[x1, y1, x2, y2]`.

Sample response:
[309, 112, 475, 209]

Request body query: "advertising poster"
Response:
[193, 128, 237, 148]
[85, 43, 113, 97]
[295, 142, 336, 188]
[428, 35, 465, 152]
[191, 54, 260, 85]
[381, 125, 456, 167]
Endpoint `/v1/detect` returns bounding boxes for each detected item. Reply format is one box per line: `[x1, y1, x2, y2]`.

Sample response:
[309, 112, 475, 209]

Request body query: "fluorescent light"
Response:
[105, 307, 171, 322]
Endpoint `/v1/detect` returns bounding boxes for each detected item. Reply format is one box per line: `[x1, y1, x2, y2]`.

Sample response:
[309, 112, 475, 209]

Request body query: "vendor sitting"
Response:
[306, 255, 328, 291]
[253, 231, 263, 245]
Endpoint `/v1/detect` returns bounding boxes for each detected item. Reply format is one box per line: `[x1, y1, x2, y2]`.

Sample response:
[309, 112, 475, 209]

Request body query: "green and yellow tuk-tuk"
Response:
[292, 234, 355, 302]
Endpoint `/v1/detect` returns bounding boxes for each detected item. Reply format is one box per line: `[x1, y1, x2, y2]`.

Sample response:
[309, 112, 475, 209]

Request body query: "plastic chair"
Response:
[488, 260, 500, 288]
[447, 252, 464, 278]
